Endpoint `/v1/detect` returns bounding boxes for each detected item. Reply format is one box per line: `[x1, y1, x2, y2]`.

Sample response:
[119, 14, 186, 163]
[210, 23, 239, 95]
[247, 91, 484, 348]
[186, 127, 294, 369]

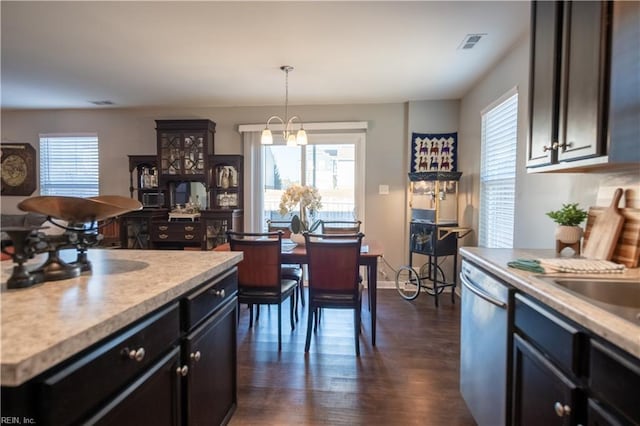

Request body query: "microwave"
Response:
[142, 192, 165, 208]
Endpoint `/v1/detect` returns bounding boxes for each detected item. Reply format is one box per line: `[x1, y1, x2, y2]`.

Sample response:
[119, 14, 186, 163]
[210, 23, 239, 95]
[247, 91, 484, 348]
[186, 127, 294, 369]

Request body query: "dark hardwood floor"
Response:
[229, 289, 476, 425]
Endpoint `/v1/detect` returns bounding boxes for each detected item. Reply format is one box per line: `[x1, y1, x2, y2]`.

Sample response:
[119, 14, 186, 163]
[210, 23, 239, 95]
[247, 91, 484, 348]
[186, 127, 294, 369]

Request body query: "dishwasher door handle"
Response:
[460, 273, 507, 309]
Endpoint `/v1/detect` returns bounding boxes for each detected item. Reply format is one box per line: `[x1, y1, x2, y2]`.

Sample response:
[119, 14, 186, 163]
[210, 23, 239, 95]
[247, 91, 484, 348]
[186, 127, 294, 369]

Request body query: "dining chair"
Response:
[267, 219, 305, 315]
[304, 232, 365, 356]
[320, 220, 362, 235]
[227, 230, 297, 350]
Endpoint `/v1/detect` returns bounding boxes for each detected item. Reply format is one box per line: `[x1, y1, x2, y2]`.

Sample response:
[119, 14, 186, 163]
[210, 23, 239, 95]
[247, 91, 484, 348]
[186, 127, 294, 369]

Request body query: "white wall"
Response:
[458, 35, 640, 249]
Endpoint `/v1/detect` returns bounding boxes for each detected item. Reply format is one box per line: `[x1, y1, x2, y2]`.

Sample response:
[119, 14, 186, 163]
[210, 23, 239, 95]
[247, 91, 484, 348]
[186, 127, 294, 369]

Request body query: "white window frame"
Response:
[239, 122, 367, 232]
[479, 88, 518, 248]
[39, 133, 100, 197]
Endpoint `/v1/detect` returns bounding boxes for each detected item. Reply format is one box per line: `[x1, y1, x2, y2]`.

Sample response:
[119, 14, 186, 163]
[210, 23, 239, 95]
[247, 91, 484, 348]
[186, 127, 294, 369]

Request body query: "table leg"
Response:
[368, 260, 377, 346]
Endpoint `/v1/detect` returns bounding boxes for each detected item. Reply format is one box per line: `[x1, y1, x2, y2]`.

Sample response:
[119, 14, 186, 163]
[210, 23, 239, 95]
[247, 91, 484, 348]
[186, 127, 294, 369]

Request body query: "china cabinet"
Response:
[209, 155, 243, 210]
[156, 119, 215, 184]
[128, 155, 164, 207]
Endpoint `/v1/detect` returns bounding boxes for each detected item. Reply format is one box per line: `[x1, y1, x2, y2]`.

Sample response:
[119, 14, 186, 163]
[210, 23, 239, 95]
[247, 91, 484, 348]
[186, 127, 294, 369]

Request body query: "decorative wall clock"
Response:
[1, 143, 37, 196]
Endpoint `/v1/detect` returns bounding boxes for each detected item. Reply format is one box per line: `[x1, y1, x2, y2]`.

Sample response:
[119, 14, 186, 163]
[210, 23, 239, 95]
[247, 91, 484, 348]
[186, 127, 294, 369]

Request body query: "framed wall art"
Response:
[1, 143, 37, 196]
[410, 132, 458, 173]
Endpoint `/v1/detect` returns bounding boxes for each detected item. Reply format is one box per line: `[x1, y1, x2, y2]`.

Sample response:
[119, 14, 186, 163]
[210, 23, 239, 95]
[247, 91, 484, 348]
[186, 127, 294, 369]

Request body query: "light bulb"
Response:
[296, 129, 308, 145]
[286, 133, 297, 147]
[261, 128, 273, 145]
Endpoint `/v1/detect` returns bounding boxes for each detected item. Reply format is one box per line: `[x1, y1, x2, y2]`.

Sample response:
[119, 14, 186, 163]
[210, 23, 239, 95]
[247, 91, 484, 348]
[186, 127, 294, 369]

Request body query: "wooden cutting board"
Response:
[584, 206, 640, 268]
[582, 188, 625, 261]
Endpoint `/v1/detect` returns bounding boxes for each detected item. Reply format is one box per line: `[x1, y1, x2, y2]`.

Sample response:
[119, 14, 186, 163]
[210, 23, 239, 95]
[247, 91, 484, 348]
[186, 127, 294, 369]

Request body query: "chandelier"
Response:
[261, 65, 307, 146]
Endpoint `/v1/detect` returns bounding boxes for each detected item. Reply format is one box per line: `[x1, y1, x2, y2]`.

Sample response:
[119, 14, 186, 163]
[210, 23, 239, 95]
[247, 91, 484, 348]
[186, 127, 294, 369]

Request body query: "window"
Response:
[39, 134, 99, 197]
[263, 139, 358, 225]
[479, 90, 518, 248]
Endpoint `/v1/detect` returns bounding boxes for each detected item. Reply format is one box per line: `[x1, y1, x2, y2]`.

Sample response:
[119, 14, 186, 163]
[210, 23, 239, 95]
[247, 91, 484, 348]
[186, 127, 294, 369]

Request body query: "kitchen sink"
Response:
[542, 277, 640, 324]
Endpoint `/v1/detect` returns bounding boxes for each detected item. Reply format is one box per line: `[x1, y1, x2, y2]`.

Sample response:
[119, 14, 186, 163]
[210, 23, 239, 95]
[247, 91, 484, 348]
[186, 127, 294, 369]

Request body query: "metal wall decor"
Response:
[1, 143, 37, 196]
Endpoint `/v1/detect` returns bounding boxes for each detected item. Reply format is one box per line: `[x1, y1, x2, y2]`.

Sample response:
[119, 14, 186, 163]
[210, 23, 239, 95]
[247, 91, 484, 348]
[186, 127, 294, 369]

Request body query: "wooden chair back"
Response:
[227, 231, 282, 291]
[267, 220, 292, 238]
[321, 220, 362, 235]
[304, 233, 364, 293]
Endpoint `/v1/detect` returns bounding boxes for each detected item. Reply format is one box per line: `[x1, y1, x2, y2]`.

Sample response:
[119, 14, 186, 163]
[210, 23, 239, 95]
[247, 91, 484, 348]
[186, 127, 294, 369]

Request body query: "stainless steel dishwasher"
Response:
[459, 259, 512, 426]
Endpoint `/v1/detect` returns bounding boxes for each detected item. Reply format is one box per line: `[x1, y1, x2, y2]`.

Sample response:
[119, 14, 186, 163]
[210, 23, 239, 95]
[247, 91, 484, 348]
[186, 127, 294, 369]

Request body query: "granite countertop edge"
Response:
[459, 247, 640, 359]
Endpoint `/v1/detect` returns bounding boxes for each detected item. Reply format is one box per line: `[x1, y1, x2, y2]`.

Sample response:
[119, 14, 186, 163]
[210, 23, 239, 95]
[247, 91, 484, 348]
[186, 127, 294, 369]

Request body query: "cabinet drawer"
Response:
[39, 303, 180, 426]
[151, 222, 202, 242]
[515, 294, 586, 377]
[589, 339, 640, 424]
[182, 268, 238, 331]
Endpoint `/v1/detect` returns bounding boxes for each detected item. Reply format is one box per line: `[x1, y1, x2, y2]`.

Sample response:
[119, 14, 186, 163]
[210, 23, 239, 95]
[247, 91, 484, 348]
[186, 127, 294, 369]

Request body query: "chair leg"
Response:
[294, 285, 299, 322]
[249, 304, 254, 328]
[256, 304, 260, 321]
[278, 304, 282, 351]
[305, 304, 314, 353]
[298, 269, 306, 307]
[290, 294, 295, 330]
[355, 305, 361, 356]
[314, 307, 319, 332]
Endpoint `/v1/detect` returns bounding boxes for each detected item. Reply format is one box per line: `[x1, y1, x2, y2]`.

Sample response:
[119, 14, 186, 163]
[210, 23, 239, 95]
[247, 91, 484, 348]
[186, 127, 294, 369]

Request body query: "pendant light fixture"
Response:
[261, 65, 307, 146]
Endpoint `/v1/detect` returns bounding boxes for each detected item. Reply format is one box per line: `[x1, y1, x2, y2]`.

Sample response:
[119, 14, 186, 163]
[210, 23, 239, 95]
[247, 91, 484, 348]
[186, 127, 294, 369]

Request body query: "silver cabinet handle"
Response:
[159, 233, 169, 239]
[459, 273, 507, 309]
[176, 365, 189, 376]
[184, 225, 195, 232]
[554, 402, 571, 417]
[158, 225, 168, 231]
[124, 347, 146, 362]
[543, 142, 559, 152]
[210, 288, 225, 298]
[190, 351, 201, 362]
[184, 234, 195, 240]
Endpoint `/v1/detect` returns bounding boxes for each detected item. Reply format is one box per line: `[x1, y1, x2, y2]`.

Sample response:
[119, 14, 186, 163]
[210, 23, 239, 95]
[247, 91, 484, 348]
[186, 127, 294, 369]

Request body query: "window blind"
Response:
[39, 135, 99, 197]
[479, 92, 518, 248]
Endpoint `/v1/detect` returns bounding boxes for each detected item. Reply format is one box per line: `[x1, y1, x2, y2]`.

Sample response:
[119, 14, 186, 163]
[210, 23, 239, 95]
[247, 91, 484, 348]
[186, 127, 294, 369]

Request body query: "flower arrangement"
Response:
[278, 184, 322, 234]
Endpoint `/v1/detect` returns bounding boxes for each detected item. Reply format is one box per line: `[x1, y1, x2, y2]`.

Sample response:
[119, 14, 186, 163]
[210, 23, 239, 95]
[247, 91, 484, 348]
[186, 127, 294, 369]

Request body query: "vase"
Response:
[290, 233, 306, 246]
[555, 225, 583, 244]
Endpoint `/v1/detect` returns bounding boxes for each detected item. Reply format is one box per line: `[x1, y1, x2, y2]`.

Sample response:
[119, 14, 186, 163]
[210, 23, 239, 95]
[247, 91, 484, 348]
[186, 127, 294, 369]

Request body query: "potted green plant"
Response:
[546, 203, 588, 244]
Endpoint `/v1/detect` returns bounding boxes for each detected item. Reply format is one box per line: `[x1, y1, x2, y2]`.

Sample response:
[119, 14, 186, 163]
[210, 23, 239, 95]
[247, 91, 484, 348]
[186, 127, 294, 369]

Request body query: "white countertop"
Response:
[459, 247, 640, 359]
[1, 248, 243, 386]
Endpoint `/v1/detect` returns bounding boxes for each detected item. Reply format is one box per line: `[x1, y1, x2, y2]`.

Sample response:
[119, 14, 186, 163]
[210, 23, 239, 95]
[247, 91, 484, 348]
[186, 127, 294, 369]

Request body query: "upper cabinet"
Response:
[208, 155, 243, 210]
[527, 1, 639, 172]
[156, 119, 215, 184]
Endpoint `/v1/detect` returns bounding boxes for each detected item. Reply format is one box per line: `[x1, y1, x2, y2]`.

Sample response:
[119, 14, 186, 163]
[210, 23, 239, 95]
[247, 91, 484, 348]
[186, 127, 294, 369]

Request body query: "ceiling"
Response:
[1, 1, 530, 110]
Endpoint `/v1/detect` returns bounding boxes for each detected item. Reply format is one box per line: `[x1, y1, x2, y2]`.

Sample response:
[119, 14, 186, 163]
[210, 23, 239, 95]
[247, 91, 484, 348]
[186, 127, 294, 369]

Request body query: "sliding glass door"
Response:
[263, 134, 363, 229]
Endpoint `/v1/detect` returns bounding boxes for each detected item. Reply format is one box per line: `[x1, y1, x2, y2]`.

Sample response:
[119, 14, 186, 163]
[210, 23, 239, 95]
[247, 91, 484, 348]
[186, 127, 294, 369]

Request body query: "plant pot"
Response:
[290, 233, 305, 246]
[555, 225, 583, 244]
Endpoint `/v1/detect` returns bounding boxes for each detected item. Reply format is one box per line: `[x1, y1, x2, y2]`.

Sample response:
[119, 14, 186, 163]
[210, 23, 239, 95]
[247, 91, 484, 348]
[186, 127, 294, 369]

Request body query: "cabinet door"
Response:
[558, 1, 609, 162]
[528, 0, 563, 167]
[183, 298, 237, 426]
[608, 1, 640, 163]
[512, 334, 584, 426]
[87, 347, 181, 426]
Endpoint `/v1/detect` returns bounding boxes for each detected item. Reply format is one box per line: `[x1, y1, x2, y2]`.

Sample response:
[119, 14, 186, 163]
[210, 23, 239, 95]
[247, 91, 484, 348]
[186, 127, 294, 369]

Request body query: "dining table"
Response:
[217, 238, 384, 346]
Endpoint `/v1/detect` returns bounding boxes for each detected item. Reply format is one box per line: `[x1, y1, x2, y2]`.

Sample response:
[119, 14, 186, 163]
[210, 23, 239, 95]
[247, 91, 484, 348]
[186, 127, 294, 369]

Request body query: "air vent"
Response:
[89, 100, 114, 105]
[458, 33, 487, 50]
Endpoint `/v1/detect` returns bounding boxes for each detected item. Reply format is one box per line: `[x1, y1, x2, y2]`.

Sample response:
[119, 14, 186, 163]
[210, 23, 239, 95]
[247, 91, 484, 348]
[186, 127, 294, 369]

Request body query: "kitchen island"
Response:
[459, 247, 639, 426]
[1, 248, 243, 425]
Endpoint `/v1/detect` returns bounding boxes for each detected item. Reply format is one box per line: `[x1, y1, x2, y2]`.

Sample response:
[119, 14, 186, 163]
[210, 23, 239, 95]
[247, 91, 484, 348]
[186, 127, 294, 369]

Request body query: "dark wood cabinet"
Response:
[512, 293, 639, 426]
[156, 119, 215, 184]
[181, 268, 238, 425]
[201, 209, 244, 250]
[87, 347, 182, 426]
[209, 155, 243, 209]
[608, 1, 640, 164]
[183, 296, 237, 425]
[128, 155, 163, 206]
[0, 269, 239, 426]
[120, 208, 168, 249]
[513, 334, 583, 426]
[527, 1, 612, 170]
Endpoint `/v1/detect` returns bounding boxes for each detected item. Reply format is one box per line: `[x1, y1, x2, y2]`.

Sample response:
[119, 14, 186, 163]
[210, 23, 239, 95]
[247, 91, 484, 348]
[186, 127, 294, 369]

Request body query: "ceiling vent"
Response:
[89, 100, 114, 105]
[458, 33, 486, 50]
